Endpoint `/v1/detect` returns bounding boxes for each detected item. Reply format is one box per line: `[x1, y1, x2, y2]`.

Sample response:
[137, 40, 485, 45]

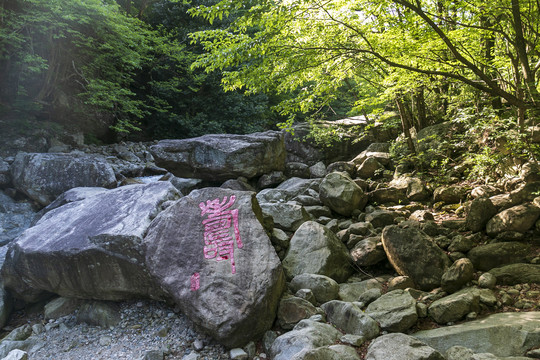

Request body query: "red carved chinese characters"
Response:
[199, 195, 243, 274]
[190, 273, 200, 291]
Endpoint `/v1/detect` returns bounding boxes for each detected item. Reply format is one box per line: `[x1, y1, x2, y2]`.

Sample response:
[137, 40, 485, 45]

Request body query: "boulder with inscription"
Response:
[150, 131, 286, 181]
[10, 152, 116, 206]
[382, 225, 451, 291]
[144, 188, 285, 348]
[2, 182, 180, 303]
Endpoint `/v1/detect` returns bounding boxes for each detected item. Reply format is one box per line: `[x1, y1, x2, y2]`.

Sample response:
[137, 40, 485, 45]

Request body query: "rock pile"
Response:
[0, 124, 539, 360]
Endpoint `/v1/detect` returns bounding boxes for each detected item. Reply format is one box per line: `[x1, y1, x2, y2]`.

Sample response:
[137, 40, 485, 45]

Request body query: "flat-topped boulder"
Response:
[150, 131, 286, 181]
[413, 312, 540, 357]
[2, 182, 180, 303]
[10, 152, 116, 206]
[144, 188, 285, 348]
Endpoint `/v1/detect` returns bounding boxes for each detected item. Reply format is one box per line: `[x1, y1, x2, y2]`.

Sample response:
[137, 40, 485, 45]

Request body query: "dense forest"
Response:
[1, 0, 539, 177]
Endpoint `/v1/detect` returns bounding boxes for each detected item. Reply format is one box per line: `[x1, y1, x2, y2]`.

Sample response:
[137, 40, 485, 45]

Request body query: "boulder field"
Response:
[0, 126, 539, 359]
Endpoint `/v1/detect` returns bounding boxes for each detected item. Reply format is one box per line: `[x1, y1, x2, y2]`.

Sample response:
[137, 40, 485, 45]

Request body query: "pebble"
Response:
[230, 348, 249, 360]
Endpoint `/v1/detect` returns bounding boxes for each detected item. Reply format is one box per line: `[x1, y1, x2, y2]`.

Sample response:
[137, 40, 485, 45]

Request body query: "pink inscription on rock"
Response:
[190, 272, 200, 291]
[199, 195, 243, 274]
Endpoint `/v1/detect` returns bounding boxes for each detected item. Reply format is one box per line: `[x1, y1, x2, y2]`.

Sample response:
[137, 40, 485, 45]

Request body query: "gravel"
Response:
[6, 300, 230, 360]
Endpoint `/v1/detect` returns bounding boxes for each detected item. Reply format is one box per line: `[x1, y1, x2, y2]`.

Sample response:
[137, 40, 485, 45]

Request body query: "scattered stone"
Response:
[428, 288, 480, 324]
[387, 276, 415, 291]
[277, 296, 319, 330]
[365, 209, 397, 228]
[441, 258, 474, 294]
[467, 242, 531, 271]
[310, 162, 327, 178]
[319, 172, 367, 216]
[368, 187, 408, 205]
[409, 210, 434, 222]
[366, 333, 445, 360]
[283, 221, 353, 282]
[340, 334, 365, 347]
[289, 274, 339, 304]
[486, 203, 540, 237]
[269, 320, 342, 360]
[365, 289, 418, 332]
[321, 301, 380, 339]
[99, 336, 112, 346]
[1, 349, 28, 360]
[433, 185, 469, 204]
[466, 198, 497, 233]
[357, 157, 385, 179]
[488, 263, 540, 285]
[358, 288, 382, 305]
[229, 348, 248, 360]
[338, 279, 383, 302]
[44, 297, 82, 320]
[77, 301, 121, 328]
[448, 235, 475, 253]
[258, 171, 286, 189]
[299, 345, 362, 360]
[259, 202, 310, 232]
[382, 225, 451, 291]
[350, 237, 386, 267]
[477, 273, 497, 289]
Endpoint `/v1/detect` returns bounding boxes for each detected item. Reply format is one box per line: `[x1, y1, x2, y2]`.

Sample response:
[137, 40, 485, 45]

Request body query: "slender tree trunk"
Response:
[413, 87, 427, 130]
[396, 96, 416, 154]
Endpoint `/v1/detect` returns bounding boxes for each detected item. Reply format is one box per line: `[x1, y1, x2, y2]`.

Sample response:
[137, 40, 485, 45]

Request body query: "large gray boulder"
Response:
[10, 152, 116, 206]
[413, 312, 540, 357]
[467, 242, 531, 271]
[321, 300, 380, 339]
[144, 188, 285, 348]
[366, 333, 445, 360]
[150, 131, 286, 181]
[319, 172, 367, 216]
[282, 221, 354, 282]
[2, 182, 180, 303]
[365, 289, 418, 332]
[382, 225, 451, 291]
[270, 319, 342, 360]
[486, 203, 540, 237]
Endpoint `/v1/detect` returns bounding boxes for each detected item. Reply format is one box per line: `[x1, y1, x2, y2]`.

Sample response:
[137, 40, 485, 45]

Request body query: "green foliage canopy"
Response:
[190, 0, 540, 125]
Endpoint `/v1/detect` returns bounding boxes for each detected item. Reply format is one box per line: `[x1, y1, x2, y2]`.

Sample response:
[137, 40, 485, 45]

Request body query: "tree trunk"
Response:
[413, 87, 427, 130]
[396, 96, 416, 154]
